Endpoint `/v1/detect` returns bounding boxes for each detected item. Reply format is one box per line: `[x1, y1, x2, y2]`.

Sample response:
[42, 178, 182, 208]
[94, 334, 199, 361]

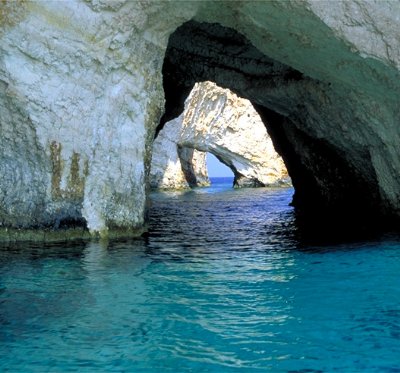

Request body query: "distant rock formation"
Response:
[150, 81, 290, 189]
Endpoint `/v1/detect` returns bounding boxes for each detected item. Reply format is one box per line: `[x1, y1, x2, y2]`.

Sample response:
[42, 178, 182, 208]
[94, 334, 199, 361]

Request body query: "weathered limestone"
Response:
[150, 81, 289, 189]
[1, 1, 400, 238]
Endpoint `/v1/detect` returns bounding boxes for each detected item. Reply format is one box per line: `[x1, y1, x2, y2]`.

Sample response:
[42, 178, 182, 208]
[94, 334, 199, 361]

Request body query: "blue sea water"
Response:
[1, 177, 400, 372]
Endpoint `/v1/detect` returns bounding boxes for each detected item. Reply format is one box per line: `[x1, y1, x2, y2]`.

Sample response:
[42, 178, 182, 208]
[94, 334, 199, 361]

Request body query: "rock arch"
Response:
[160, 20, 397, 230]
[151, 81, 289, 189]
[1, 1, 400, 238]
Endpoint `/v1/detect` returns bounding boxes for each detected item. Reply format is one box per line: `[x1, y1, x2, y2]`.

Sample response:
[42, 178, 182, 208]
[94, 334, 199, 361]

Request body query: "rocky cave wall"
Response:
[151, 81, 289, 190]
[1, 1, 400, 237]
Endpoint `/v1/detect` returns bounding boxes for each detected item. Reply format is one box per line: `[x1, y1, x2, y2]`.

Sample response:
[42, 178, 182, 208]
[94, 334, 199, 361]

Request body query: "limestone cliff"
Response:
[150, 82, 289, 189]
[1, 1, 400, 238]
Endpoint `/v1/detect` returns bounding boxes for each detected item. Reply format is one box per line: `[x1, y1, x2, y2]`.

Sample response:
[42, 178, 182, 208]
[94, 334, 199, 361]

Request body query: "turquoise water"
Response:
[1, 177, 400, 372]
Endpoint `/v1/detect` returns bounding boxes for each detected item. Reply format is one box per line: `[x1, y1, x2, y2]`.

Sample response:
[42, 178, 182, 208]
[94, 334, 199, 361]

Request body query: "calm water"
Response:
[1, 177, 400, 372]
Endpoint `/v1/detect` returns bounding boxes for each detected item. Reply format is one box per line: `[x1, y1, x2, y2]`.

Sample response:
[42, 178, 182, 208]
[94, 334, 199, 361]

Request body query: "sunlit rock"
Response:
[150, 82, 290, 189]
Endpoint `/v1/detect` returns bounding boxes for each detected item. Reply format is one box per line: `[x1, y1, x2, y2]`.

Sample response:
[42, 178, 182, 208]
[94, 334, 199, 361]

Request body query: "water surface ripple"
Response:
[1, 179, 400, 372]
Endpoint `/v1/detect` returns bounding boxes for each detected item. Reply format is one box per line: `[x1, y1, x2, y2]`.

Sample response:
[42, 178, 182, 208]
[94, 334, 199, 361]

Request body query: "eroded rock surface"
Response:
[150, 81, 289, 189]
[1, 1, 400, 237]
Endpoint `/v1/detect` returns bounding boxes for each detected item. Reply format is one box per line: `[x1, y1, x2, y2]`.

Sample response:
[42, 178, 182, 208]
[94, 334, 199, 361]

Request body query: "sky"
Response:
[206, 153, 233, 177]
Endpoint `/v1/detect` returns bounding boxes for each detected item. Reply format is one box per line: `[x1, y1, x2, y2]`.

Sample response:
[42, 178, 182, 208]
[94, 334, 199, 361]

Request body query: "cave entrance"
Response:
[156, 19, 384, 233]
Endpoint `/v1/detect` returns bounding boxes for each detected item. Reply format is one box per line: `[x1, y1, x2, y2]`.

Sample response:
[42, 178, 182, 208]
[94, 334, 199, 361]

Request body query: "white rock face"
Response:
[150, 82, 289, 189]
[1, 1, 400, 237]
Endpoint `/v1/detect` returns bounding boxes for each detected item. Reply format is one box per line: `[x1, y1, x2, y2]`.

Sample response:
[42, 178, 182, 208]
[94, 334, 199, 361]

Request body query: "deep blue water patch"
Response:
[1, 179, 400, 372]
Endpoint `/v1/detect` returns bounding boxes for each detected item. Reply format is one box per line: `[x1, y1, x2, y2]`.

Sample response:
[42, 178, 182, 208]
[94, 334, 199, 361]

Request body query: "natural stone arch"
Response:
[1, 1, 400, 238]
[160, 20, 394, 229]
[151, 81, 289, 190]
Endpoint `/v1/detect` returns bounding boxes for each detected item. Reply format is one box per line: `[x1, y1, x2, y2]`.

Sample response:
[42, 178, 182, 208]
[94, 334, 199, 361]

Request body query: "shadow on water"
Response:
[1, 184, 399, 259]
[149, 183, 400, 253]
[0, 189, 398, 277]
[292, 208, 400, 251]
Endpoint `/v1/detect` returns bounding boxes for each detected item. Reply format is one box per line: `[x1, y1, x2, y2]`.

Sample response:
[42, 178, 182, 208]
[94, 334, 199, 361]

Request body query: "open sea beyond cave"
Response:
[1, 177, 400, 372]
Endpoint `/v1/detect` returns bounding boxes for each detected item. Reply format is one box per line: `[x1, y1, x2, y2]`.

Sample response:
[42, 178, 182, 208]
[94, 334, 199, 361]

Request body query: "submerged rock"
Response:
[1, 1, 400, 237]
[150, 81, 289, 189]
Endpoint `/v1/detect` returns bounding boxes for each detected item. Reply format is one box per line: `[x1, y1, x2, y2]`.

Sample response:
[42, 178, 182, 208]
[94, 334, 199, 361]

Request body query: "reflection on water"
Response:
[1, 182, 400, 371]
